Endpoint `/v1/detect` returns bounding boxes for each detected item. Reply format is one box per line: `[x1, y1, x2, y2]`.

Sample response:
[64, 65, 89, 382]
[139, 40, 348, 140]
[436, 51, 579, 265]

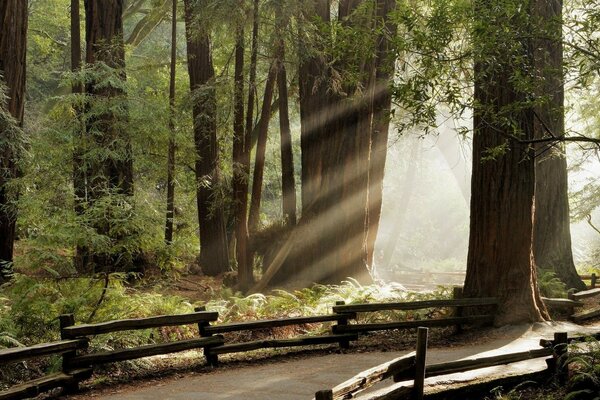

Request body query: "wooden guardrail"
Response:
[199, 308, 356, 366]
[331, 296, 498, 335]
[315, 329, 572, 400]
[61, 310, 222, 371]
[580, 273, 598, 289]
[1, 293, 500, 399]
[0, 340, 91, 400]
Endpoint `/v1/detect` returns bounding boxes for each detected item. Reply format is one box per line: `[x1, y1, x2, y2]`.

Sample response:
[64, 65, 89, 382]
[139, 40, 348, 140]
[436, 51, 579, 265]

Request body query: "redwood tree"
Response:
[531, 0, 585, 291]
[184, 0, 229, 276]
[164, 0, 178, 244]
[0, 0, 27, 283]
[84, 0, 135, 273]
[464, 0, 549, 325]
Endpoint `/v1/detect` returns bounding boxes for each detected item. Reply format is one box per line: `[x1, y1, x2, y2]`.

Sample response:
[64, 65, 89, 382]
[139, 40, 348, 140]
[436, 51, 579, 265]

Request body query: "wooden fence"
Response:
[2, 274, 599, 400]
[314, 328, 591, 400]
[0, 295, 497, 399]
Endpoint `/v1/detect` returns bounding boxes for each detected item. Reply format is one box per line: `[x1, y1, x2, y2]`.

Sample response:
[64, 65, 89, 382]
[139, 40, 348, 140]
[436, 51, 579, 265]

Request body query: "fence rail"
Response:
[314, 329, 576, 400]
[2, 275, 600, 400]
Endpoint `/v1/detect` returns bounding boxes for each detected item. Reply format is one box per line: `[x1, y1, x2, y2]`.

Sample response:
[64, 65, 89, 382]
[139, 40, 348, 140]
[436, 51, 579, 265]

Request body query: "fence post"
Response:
[413, 327, 428, 400]
[552, 332, 568, 383]
[59, 314, 80, 394]
[196, 306, 219, 367]
[592, 273, 597, 289]
[315, 389, 334, 400]
[334, 301, 351, 350]
[567, 291, 577, 316]
[453, 287, 463, 333]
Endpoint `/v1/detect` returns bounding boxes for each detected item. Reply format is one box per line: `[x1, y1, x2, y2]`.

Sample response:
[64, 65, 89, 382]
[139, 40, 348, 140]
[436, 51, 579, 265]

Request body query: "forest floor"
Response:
[63, 321, 600, 400]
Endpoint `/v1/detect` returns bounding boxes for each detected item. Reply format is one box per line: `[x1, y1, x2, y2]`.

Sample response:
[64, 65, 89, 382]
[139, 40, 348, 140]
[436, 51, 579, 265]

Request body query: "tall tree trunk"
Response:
[85, 0, 134, 196]
[248, 62, 278, 232]
[0, 0, 27, 283]
[233, 25, 253, 290]
[531, 0, 585, 291]
[164, 0, 177, 244]
[365, 0, 397, 269]
[464, 0, 548, 325]
[72, 0, 90, 274]
[84, 0, 135, 273]
[299, 1, 330, 217]
[275, 6, 297, 227]
[184, 0, 229, 276]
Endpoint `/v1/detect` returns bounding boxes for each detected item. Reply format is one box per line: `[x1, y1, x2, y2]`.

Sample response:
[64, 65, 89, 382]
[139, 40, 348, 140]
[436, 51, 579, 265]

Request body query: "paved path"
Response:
[84, 322, 598, 400]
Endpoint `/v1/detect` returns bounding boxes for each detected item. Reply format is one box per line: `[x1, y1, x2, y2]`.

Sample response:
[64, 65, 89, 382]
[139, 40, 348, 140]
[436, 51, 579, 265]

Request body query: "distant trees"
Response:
[0, 0, 28, 283]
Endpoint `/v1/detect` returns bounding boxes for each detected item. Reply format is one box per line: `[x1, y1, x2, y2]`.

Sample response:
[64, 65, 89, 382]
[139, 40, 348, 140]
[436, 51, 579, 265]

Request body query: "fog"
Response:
[375, 114, 600, 282]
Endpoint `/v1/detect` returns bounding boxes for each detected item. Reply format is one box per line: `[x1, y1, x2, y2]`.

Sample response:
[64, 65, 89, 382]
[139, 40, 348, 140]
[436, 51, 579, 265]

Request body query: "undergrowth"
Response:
[0, 275, 452, 389]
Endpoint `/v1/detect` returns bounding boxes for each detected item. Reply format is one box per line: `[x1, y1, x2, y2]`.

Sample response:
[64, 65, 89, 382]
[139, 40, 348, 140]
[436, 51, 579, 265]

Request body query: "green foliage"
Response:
[565, 339, 600, 400]
[205, 280, 452, 329]
[0, 274, 194, 346]
[538, 270, 568, 298]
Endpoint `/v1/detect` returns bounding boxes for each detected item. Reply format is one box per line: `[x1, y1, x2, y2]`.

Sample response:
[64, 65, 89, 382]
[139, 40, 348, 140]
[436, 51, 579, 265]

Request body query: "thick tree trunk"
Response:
[464, 0, 549, 325]
[531, 0, 585, 291]
[365, 0, 396, 269]
[0, 0, 27, 283]
[85, 0, 134, 196]
[184, 0, 229, 276]
[233, 26, 253, 290]
[248, 62, 278, 233]
[299, 1, 330, 217]
[84, 0, 135, 273]
[164, 0, 177, 245]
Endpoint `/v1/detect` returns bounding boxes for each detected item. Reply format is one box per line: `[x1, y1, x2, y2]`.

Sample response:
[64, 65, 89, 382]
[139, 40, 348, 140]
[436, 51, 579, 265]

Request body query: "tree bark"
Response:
[299, 1, 330, 217]
[464, 0, 549, 325]
[365, 0, 397, 269]
[72, 0, 90, 274]
[0, 0, 27, 283]
[164, 0, 178, 245]
[248, 62, 278, 232]
[184, 0, 229, 276]
[84, 0, 136, 273]
[531, 0, 585, 291]
[275, 5, 297, 227]
[233, 25, 253, 290]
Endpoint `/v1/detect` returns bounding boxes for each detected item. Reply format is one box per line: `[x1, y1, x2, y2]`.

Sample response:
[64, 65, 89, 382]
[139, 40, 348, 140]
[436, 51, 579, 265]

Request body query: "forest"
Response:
[1, 0, 600, 399]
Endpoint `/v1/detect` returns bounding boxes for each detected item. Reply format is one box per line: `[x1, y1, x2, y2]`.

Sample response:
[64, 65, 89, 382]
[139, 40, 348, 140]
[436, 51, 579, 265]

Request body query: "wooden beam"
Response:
[204, 314, 346, 334]
[541, 297, 583, 308]
[571, 306, 600, 322]
[0, 340, 88, 365]
[394, 348, 553, 381]
[323, 352, 416, 399]
[333, 315, 494, 334]
[68, 336, 223, 367]
[332, 298, 498, 314]
[62, 311, 219, 338]
[571, 288, 600, 300]
[414, 328, 428, 400]
[208, 334, 358, 355]
[0, 369, 91, 400]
